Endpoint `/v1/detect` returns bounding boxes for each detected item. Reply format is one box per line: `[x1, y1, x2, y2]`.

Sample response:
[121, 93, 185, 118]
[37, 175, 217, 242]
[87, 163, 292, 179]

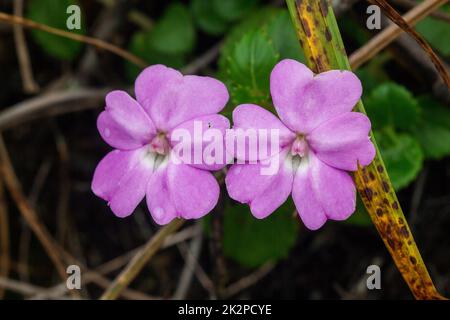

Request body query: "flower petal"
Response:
[146, 166, 178, 225]
[226, 151, 293, 219]
[135, 64, 182, 125]
[308, 112, 375, 171]
[167, 162, 220, 220]
[229, 104, 295, 161]
[292, 160, 327, 230]
[135, 65, 229, 131]
[170, 114, 230, 171]
[270, 59, 314, 131]
[97, 91, 156, 150]
[270, 59, 362, 133]
[92, 147, 152, 218]
[292, 153, 356, 230]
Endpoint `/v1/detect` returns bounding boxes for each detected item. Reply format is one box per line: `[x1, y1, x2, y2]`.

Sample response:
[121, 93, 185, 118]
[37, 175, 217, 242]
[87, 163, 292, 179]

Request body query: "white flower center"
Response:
[286, 134, 310, 173]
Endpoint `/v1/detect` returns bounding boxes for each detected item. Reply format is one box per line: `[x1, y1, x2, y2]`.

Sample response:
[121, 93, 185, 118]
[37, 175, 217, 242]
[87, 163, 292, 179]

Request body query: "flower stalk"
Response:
[286, 0, 445, 299]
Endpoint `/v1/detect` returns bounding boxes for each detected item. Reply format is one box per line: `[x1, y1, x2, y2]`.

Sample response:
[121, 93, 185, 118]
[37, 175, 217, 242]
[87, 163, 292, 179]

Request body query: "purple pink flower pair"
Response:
[92, 59, 375, 230]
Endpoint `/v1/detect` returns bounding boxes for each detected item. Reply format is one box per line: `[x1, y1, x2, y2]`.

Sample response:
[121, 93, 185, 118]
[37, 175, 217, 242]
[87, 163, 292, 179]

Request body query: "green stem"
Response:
[286, 0, 445, 300]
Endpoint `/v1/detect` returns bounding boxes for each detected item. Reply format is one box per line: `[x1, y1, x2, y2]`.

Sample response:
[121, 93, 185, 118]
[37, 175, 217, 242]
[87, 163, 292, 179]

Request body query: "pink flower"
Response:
[225, 59, 375, 230]
[92, 65, 229, 225]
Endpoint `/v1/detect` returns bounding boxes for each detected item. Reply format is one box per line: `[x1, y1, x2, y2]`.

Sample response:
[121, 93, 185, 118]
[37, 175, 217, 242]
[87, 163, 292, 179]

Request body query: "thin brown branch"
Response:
[13, 0, 39, 93]
[0, 135, 155, 300]
[367, 0, 449, 88]
[393, 0, 450, 22]
[0, 276, 56, 297]
[173, 227, 204, 299]
[0, 135, 69, 283]
[177, 240, 215, 298]
[100, 219, 185, 300]
[0, 12, 147, 68]
[32, 225, 199, 300]
[224, 262, 275, 298]
[0, 88, 110, 131]
[182, 42, 222, 75]
[350, 0, 450, 90]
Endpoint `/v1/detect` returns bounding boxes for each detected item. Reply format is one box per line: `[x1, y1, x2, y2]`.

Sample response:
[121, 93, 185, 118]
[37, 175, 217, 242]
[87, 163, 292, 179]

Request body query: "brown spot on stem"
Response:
[363, 187, 373, 201]
[319, 0, 329, 17]
[325, 28, 332, 41]
[382, 181, 390, 192]
[387, 237, 396, 249]
[392, 201, 399, 210]
[410, 256, 417, 265]
[399, 226, 410, 238]
[300, 18, 312, 38]
[377, 165, 384, 173]
[369, 172, 375, 181]
[376, 208, 383, 217]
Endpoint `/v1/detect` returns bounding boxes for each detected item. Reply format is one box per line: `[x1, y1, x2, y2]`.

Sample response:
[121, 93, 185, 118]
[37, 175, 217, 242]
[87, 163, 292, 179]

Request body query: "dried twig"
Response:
[0, 12, 146, 68]
[18, 159, 52, 282]
[385, 17, 450, 104]
[224, 262, 275, 298]
[32, 225, 200, 300]
[350, 0, 450, 90]
[173, 225, 204, 299]
[78, 1, 125, 81]
[12, 0, 39, 93]
[100, 219, 185, 300]
[393, 0, 450, 22]
[0, 276, 55, 297]
[0, 136, 68, 283]
[177, 241, 215, 298]
[0, 88, 111, 131]
[182, 42, 223, 75]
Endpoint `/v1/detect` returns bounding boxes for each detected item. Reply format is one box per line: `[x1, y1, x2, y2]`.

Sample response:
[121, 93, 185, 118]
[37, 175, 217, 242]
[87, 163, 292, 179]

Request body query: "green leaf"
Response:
[126, 31, 184, 80]
[191, 0, 229, 35]
[221, 31, 278, 109]
[218, 9, 306, 117]
[219, 7, 279, 63]
[148, 3, 196, 55]
[27, 0, 85, 60]
[212, 0, 259, 22]
[125, 4, 194, 81]
[365, 83, 420, 131]
[265, 11, 305, 61]
[416, 5, 450, 55]
[375, 130, 423, 190]
[223, 201, 298, 268]
[414, 96, 450, 159]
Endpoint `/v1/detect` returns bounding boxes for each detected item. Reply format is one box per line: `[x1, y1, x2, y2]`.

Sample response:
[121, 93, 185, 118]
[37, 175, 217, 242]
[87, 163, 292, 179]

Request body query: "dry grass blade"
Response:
[0, 88, 110, 131]
[393, 0, 450, 22]
[0, 136, 69, 284]
[350, 0, 449, 88]
[100, 219, 185, 300]
[0, 12, 147, 68]
[13, 0, 39, 93]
